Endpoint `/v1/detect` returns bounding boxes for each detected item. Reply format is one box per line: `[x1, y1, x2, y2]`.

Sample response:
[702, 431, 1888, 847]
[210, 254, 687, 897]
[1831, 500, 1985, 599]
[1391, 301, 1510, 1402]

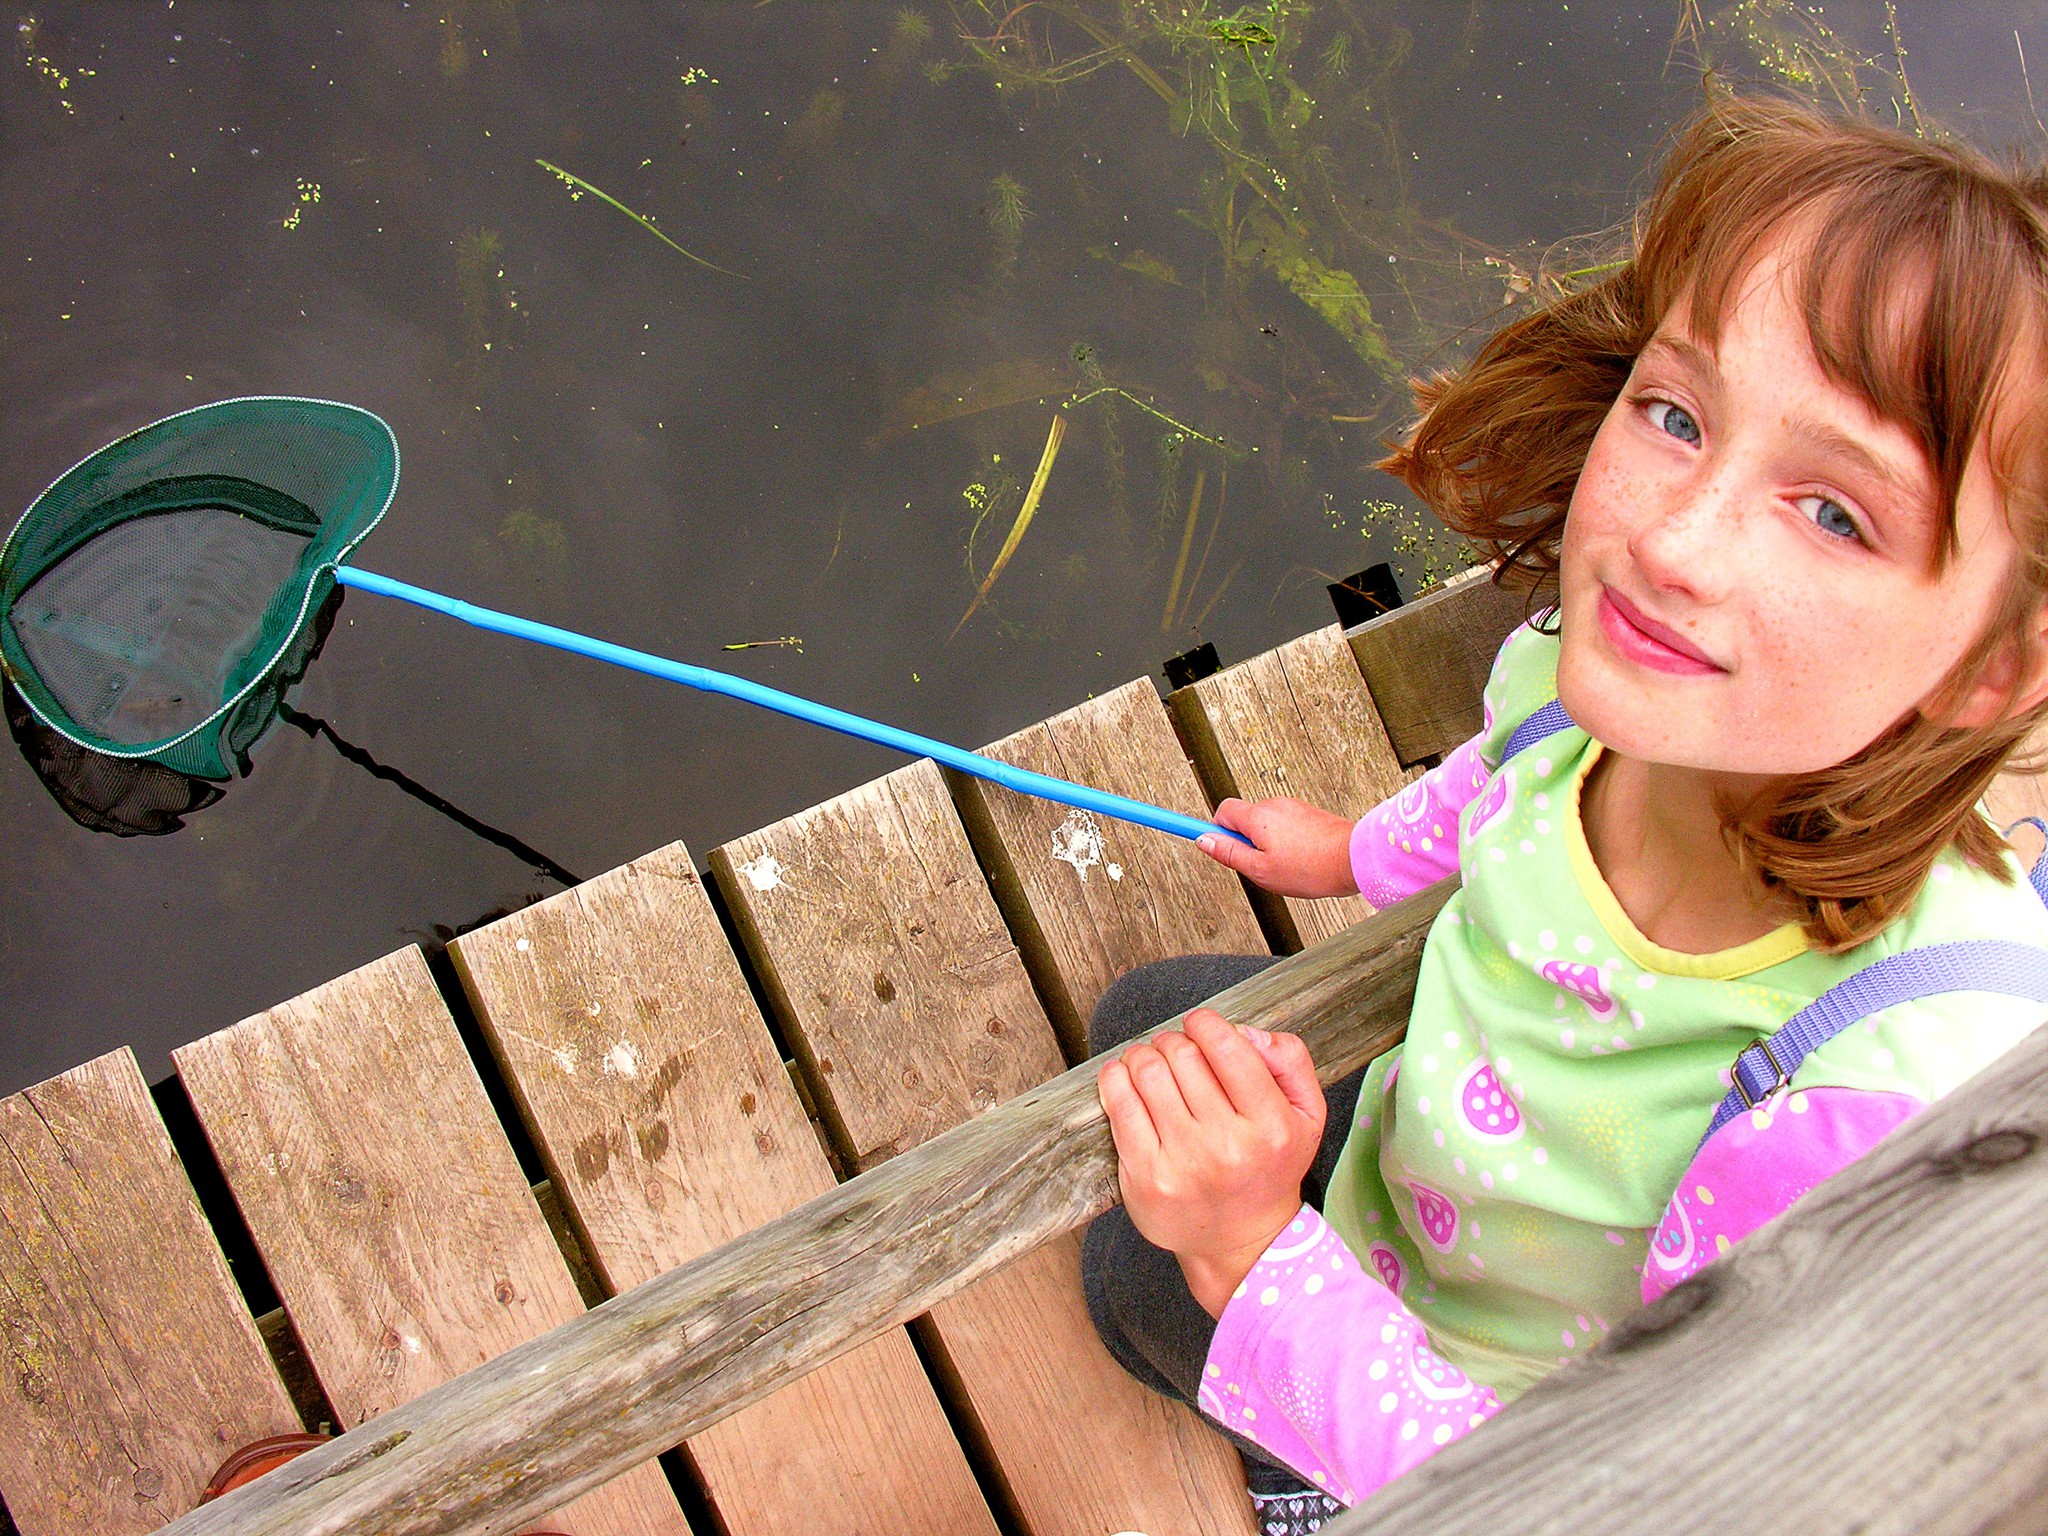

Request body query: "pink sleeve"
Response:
[1642, 1086, 1925, 1302]
[1201, 1206, 1501, 1506]
[1349, 734, 1492, 907]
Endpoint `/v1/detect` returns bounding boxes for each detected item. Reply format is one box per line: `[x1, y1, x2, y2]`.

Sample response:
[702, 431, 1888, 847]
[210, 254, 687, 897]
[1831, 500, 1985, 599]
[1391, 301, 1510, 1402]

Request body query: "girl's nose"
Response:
[1626, 470, 1740, 602]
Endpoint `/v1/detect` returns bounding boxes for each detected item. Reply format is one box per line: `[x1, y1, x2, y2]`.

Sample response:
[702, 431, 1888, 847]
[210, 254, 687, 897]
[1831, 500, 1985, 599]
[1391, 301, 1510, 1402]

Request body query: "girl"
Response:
[1083, 94, 2048, 1535]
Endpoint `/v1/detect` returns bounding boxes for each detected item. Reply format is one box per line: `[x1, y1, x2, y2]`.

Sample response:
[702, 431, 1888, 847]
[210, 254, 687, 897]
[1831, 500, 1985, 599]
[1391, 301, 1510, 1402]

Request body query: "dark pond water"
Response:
[4, 1, 2044, 1096]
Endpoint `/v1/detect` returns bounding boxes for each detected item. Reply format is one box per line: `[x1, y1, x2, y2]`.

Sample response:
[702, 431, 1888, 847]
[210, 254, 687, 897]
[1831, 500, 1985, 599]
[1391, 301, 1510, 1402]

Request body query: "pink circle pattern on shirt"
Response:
[1203, 1211, 1500, 1507]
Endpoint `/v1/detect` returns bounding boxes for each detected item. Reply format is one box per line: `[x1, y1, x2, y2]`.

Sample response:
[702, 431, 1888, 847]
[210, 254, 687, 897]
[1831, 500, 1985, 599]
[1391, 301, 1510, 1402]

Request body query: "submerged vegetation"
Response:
[883, 0, 1951, 633]
[536, 158, 746, 278]
[900, 0, 1564, 626]
[954, 415, 1068, 638]
[487, 0, 1957, 651]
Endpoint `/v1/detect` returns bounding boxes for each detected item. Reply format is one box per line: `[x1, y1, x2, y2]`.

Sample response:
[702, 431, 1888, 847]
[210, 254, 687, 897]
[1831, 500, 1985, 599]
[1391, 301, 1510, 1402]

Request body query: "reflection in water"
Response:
[7, 581, 581, 886]
[274, 703, 582, 889]
[5, 681, 224, 836]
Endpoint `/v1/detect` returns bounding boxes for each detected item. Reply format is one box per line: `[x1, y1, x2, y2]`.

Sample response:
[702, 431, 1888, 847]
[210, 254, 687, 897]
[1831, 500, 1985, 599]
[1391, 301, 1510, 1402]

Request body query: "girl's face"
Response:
[1556, 235, 2026, 778]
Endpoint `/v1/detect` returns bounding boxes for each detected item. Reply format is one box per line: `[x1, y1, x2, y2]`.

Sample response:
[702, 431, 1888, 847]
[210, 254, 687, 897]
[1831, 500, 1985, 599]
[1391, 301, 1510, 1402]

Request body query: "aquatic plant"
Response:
[927, 0, 1537, 605]
[1356, 496, 1476, 598]
[954, 415, 1068, 639]
[536, 158, 746, 278]
[1669, 1, 1928, 134]
[784, 87, 849, 159]
[453, 228, 519, 383]
[985, 172, 1032, 274]
[883, 7, 934, 72]
[17, 14, 92, 114]
[865, 355, 1070, 450]
[280, 178, 322, 232]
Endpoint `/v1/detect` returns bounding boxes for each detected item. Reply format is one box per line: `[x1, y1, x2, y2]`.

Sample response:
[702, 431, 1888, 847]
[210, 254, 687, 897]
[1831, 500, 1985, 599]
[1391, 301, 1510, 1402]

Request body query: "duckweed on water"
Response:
[280, 178, 321, 232]
[17, 14, 93, 115]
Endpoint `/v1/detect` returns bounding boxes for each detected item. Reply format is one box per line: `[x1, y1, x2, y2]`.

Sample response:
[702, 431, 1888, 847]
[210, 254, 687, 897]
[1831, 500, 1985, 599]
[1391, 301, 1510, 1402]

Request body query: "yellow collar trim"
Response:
[1565, 742, 1809, 979]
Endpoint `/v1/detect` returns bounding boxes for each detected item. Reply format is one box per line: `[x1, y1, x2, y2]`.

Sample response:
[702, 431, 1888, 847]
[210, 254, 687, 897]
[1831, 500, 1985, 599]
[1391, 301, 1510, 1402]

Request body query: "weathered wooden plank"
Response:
[149, 880, 1450, 1536]
[714, 762, 1064, 1173]
[1346, 568, 1529, 766]
[0, 1049, 300, 1536]
[172, 947, 689, 1536]
[948, 678, 1269, 1058]
[447, 842, 997, 1536]
[711, 759, 1259, 1536]
[1332, 1007, 2048, 1536]
[1170, 624, 1414, 948]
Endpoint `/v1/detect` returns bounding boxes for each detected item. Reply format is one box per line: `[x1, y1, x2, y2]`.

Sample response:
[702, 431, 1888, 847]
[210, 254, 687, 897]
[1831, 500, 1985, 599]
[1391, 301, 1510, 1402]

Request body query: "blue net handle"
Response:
[332, 565, 1251, 848]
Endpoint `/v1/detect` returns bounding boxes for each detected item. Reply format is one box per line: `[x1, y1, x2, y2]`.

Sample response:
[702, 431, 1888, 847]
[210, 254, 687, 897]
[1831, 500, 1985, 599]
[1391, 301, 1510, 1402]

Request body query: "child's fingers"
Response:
[1197, 798, 1276, 876]
[1195, 824, 1262, 878]
[1181, 1007, 1287, 1119]
[1250, 1030, 1327, 1125]
[1118, 1040, 1195, 1135]
[1152, 1027, 1236, 1122]
[1097, 1058, 1161, 1167]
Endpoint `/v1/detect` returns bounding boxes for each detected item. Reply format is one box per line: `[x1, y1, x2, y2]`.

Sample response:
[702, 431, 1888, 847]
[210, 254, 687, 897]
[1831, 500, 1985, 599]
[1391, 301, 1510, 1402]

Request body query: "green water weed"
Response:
[536, 158, 746, 278]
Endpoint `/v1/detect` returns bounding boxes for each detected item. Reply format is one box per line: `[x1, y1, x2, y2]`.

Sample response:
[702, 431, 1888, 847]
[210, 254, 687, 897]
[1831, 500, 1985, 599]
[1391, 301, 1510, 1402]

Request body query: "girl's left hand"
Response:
[1098, 1007, 1327, 1318]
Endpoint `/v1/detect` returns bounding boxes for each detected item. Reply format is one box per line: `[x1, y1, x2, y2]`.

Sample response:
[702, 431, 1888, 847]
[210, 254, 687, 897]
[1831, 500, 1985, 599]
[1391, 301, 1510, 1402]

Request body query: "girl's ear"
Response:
[1932, 597, 2048, 729]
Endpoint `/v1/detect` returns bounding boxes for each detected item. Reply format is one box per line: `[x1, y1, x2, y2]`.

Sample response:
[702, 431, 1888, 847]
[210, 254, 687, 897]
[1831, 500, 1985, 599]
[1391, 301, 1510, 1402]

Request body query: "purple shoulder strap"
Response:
[1501, 696, 1573, 765]
[1699, 938, 2048, 1152]
[1490, 699, 2048, 1154]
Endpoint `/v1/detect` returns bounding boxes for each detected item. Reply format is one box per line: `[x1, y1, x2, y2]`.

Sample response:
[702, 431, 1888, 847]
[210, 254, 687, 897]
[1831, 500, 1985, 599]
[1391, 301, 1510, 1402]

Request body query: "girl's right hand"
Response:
[1098, 1008, 1327, 1318]
[1196, 797, 1359, 898]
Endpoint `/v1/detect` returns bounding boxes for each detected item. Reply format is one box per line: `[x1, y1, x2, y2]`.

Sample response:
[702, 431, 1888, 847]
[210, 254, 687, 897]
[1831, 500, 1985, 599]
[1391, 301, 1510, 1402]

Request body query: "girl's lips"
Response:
[1597, 587, 1726, 675]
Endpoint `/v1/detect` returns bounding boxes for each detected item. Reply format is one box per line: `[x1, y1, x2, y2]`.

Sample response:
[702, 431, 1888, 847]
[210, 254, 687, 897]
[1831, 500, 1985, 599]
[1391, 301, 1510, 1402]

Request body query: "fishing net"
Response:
[0, 398, 396, 779]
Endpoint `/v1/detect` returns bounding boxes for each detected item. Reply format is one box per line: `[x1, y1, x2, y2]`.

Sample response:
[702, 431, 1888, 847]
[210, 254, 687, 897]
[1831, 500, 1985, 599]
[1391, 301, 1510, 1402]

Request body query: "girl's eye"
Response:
[1797, 494, 1864, 543]
[1645, 400, 1701, 444]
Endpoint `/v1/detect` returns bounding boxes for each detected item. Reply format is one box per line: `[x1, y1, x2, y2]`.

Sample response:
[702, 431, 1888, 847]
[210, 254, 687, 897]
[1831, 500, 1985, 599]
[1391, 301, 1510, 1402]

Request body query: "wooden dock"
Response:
[6, 568, 2046, 1536]
[0, 569, 1523, 1536]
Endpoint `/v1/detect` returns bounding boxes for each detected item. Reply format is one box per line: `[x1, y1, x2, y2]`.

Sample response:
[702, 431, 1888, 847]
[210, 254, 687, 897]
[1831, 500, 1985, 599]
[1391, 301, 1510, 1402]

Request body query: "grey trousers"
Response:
[1078, 955, 1366, 1491]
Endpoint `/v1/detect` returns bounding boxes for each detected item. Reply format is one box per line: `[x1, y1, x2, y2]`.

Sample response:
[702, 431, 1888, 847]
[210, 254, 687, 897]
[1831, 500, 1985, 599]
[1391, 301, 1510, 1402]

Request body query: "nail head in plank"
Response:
[449, 842, 998, 1536]
[1346, 569, 1530, 766]
[1171, 625, 1413, 950]
[949, 678, 1268, 1057]
[0, 1048, 300, 1536]
[173, 946, 689, 1536]
[714, 760, 1256, 1536]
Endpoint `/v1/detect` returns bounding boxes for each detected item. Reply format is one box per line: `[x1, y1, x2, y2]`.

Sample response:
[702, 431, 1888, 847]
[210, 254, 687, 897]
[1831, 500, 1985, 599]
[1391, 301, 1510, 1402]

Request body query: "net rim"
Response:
[0, 395, 399, 767]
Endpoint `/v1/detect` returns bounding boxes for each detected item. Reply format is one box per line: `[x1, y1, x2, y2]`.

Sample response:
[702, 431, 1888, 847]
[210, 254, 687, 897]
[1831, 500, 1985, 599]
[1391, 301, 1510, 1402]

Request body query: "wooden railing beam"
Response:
[153, 880, 1452, 1536]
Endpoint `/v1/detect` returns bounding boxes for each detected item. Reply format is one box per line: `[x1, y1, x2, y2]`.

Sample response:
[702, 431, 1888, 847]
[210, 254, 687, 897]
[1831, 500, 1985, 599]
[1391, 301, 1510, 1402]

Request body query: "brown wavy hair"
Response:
[1379, 93, 2048, 951]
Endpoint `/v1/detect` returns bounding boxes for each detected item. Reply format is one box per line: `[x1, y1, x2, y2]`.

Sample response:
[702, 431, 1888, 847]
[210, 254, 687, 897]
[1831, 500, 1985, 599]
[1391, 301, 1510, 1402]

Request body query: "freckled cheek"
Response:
[1562, 460, 1644, 585]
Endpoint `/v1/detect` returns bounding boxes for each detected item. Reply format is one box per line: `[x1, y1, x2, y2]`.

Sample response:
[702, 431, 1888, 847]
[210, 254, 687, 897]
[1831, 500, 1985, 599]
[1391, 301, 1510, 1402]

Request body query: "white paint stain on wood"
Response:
[738, 853, 788, 891]
[1051, 811, 1120, 883]
[602, 1040, 640, 1078]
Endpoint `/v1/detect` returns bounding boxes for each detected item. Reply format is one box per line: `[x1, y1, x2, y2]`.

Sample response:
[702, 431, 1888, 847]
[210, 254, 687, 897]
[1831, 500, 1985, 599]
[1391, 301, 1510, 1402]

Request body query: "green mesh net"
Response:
[0, 398, 396, 780]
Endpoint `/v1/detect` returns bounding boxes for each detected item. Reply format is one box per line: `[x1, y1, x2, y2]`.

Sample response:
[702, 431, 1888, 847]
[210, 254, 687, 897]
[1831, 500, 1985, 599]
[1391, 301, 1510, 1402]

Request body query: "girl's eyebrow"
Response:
[1639, 332, 1717, 379]
[1780, 412, 1931, 507]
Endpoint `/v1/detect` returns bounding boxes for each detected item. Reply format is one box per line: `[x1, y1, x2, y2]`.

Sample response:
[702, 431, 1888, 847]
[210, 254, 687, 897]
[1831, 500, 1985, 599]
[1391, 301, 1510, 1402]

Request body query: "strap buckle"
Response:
[1731, 1035, 1794, 1110]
